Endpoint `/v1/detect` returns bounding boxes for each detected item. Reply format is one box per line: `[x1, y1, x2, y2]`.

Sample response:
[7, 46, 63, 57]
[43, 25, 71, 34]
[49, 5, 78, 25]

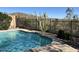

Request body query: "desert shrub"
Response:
[57, 29, 72, 41]
[0, 12, 12, 30]
[64, 33, 71, 40]
[57, 30, 65, 39]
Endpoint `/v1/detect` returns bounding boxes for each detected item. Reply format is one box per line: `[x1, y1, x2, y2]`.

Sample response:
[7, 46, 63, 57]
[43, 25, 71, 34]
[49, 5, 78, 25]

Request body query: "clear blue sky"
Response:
[0, 7, 79, 19]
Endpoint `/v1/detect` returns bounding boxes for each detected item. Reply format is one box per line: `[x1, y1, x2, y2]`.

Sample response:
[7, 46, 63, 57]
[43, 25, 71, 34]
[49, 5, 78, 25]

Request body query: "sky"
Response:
[0, 7, 79, 19]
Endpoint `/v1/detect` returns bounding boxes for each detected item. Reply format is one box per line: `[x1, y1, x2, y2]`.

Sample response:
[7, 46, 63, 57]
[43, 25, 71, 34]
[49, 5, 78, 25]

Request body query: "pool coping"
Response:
[0, 28, 78, 52]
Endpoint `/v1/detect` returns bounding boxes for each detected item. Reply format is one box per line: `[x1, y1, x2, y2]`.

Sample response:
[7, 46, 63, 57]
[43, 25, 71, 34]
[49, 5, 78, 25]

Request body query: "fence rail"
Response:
[16, 17, 79, 35]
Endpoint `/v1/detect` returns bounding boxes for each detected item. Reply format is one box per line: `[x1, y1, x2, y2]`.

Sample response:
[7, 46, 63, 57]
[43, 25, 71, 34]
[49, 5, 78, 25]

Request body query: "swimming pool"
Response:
[0, 30, 52, 52]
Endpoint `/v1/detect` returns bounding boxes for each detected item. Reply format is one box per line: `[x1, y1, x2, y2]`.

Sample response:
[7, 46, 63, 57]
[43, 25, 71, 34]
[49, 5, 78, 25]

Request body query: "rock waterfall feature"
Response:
[9, 15, 16, 29]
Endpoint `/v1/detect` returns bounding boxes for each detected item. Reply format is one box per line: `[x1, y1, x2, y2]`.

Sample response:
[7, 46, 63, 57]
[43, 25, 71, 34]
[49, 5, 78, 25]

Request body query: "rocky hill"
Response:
[9, 12, 38, 19]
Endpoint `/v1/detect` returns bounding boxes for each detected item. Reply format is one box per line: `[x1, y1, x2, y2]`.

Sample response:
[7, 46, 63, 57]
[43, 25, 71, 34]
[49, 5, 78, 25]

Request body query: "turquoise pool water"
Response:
[0, 30, 52, 52]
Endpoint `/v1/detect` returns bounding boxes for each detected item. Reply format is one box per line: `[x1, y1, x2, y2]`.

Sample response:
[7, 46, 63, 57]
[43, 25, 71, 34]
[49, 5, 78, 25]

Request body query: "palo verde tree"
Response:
[66, 7, 73, 19]
[65, 7, 74, 34]
[0, 12, 12, 30]
[65, 7, 79, 43]
[73, 14, 78, 20]
[72, 14, 79, 34]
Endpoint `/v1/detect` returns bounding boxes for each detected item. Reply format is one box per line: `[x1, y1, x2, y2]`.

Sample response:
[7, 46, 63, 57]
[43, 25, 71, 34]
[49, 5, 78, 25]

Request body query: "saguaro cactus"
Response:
[39, 13, 49, 32]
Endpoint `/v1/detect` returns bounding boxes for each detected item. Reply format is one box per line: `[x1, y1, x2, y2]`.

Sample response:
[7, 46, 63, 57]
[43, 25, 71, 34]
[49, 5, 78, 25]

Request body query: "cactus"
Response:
[39, 13, 49, 32]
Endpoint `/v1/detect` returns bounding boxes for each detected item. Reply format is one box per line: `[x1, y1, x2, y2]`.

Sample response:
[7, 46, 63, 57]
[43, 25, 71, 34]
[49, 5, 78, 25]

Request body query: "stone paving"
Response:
[29, 42, 77, 52]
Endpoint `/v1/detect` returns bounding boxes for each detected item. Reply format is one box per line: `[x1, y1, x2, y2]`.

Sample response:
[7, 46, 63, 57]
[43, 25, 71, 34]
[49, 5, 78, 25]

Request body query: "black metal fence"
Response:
[16, 17, 79, 35]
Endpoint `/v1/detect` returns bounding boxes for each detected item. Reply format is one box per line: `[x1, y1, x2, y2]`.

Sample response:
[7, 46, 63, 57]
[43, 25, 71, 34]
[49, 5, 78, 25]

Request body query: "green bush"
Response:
[64, 32, 71, 40]
[57, 30, 65, 39]
[0, 12, 12, 30]
[57, 30, 71, 41]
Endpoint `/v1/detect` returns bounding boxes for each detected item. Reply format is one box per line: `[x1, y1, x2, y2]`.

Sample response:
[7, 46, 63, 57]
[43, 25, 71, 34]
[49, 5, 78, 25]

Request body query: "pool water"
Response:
[0, 30, 52, 52]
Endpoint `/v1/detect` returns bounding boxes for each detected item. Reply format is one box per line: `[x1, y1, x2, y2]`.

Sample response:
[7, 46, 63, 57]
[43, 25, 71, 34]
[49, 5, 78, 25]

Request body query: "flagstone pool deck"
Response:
[0, 28, 78, 52]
